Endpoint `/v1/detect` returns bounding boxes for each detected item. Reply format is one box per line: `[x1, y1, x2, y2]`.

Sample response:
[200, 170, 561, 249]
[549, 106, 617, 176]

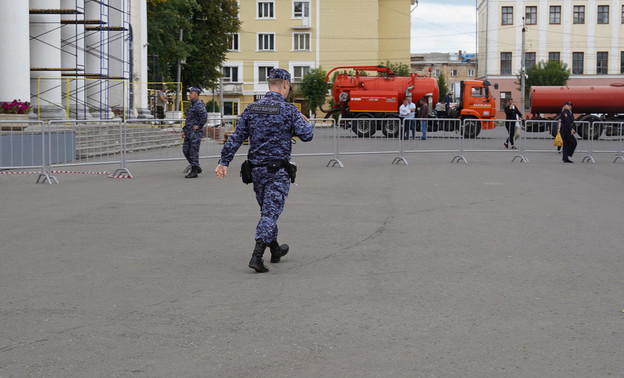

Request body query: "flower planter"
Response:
[0, 114, 30, 131]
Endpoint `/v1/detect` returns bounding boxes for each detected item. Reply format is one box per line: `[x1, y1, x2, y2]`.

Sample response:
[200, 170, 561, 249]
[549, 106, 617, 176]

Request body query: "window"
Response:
[502, 6, 513, 25]
[621, 51, 624, 74]
[258, 33, 275, 51]
[450, 69, 458, 77]
[572, 52, 584, 74]
[227, 33, 239, 51]
[573, 6, 585, 24]
[258, 66, 274, 82]
[622, 5, 624, 23]
[222, 66, 239, 83]
[549, 6, 561, 24]
[526, 6, 537, 25]
[548, 52, 560, 62]
[292, 66, 311, 82]
[525, 52, 536, 69]
[223, 100, 239, 116]
[501, 52, 512, 75]
[258, 1, 274, 18]
[500, 91, 512, 110]
[293, 33, 310, 51]
[471, 87, 484, 97]
[467, 69, 475, 77]
[293, 1, 310, 18]
[598, 5, 609, 24]
[597, 52, 608, 74]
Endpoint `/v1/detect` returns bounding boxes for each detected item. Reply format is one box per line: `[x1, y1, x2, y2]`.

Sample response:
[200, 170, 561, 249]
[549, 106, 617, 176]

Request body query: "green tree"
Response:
[147, 0, 240, 92]
[519, 59, 570, 100]
[300, 67, 328, 115]
[380, 60, 410, 76]
[437, 73, 449, 103]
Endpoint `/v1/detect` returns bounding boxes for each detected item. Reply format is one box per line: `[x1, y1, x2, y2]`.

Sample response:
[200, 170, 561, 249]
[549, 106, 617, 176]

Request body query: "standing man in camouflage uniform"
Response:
[182, 86, 208, 178]
[215, 68, 314, 273]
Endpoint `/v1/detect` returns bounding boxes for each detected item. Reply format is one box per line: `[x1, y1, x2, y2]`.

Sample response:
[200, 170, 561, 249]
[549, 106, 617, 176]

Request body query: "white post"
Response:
[61, 0, 90, 119]
[131, 0, 152, 118]
[30, 0, 67, 119]
[0, 2, 30, 104]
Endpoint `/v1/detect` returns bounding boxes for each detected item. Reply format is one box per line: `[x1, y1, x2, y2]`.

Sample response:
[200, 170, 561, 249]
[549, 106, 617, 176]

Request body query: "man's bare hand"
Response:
[215, 164, 228, 180]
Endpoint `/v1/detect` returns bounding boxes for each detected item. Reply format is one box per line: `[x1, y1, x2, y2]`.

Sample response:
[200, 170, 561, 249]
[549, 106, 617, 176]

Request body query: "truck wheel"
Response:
[353, 113, 375, 137]
[578, 115, 602, 140]
[462, 116, 481, 138]
[381, 115, 401, 138]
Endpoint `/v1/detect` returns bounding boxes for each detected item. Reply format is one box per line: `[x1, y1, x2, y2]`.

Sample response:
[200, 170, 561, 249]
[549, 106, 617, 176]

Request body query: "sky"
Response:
[410, 0, 478, 54]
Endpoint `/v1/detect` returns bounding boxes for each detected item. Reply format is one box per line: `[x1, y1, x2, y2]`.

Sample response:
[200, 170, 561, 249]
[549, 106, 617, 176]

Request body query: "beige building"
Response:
[477, 0, 624, 117]
[410, 51, 477, 101]
[217, 0, 416, 116]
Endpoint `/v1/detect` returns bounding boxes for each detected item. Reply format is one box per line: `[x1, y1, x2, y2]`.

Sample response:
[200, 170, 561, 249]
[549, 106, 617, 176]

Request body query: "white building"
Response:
[477, 0, 624, 117]
[0, 0, 150, 120]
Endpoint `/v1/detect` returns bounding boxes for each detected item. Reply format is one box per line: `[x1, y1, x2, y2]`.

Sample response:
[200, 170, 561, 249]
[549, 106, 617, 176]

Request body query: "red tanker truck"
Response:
[322, 65, 497, 138]
[529, 84, 624, 139]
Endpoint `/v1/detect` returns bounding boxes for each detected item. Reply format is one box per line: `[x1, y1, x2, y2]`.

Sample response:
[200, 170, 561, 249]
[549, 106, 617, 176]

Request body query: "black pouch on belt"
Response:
[240, 160, 253, 184]
[286, 161, 297, 183]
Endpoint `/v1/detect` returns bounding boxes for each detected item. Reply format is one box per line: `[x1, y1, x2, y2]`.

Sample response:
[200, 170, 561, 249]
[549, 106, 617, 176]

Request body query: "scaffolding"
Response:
[29, 0, 131, 119]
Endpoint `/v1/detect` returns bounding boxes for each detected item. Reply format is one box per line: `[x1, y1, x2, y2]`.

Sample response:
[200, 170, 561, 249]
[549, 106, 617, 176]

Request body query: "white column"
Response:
[0, 2, 30, 104]
[30, 0, 67, 119]
[61, 0, 91, 119]
[85, 0, 114, 118]
[132, 0, 152, 118]
[109, 0, 122, 117]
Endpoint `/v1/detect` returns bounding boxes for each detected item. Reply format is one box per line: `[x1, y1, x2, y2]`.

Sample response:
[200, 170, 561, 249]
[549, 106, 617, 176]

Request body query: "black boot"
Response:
[185, 166, 198, 178]
[249, 241, 269, 273]
[269, 240, 289, 263]
[196, 165, 202, 174]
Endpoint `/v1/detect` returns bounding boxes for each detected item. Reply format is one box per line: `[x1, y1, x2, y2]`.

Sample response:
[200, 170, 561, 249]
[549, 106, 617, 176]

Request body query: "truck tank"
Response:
[530, 84, 624, 114]
[332, 73, 439, 109]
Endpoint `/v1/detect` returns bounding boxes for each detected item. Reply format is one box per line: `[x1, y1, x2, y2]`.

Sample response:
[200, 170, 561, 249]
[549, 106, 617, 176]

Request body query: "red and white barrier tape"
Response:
[0, 170, 131, 178]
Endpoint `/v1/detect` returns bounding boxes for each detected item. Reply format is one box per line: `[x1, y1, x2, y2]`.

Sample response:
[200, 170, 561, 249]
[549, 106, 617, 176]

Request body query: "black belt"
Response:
[250, 160, 288, 169]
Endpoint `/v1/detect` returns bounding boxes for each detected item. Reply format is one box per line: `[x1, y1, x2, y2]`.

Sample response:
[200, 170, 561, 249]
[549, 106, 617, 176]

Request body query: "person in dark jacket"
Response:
[503, 99, 523, 149]
[559, 101, 577, 163]
[182, 86, 208, 178]
[215, 69, 314, 273]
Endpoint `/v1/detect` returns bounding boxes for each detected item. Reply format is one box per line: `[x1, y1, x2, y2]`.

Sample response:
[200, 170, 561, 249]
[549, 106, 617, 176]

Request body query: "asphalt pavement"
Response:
[1, 151, 623, 377]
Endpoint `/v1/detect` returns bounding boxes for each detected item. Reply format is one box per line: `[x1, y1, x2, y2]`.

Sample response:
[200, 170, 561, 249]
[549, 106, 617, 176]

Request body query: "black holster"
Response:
[240, 160, 253, 184]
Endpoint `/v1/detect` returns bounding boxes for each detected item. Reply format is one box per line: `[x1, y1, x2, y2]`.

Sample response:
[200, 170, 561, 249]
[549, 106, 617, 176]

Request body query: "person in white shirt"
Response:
[399, 97, 416, 139]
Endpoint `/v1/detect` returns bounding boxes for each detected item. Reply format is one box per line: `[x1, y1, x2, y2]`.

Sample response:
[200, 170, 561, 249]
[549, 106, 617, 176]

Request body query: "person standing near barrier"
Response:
[418, 97, 428, 140]
[560, 101, 577, 163]
[156, 84, 168, 120]
[215, 68, 314, 273]
[399, 97, 416, 139]
[182, 86, 208, 178]
[504, 99, 523, 149]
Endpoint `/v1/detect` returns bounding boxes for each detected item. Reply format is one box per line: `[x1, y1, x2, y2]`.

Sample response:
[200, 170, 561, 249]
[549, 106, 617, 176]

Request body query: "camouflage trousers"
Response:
[252, 167, 291, 244]
[183, 129, 202, 166]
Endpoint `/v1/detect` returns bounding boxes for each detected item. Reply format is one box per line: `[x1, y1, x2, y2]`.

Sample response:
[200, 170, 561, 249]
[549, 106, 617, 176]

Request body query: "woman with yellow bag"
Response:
[559, 101, 577, 163]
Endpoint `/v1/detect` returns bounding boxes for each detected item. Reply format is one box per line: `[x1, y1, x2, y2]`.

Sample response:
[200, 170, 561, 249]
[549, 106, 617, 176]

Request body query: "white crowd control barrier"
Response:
[457, 118, 528, 163]
[335, 117, 404, 165]
[585, 121, 624, 163]
[43, 120, 131, 183]
[523, 120, 592, 163]
[0, 120, 53, 183]
[3, 114, 624, 186]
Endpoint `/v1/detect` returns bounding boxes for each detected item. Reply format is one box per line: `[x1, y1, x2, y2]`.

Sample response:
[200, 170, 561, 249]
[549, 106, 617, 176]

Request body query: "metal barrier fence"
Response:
[0, 120, 50, 182]
[3, 116, 623, 185]
[587, 121, 624, 163]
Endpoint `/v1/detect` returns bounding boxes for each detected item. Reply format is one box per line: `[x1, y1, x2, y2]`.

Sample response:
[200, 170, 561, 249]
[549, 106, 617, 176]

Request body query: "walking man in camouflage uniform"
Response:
[182, 86, 208, 178]
[215, 68, 314, 273]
